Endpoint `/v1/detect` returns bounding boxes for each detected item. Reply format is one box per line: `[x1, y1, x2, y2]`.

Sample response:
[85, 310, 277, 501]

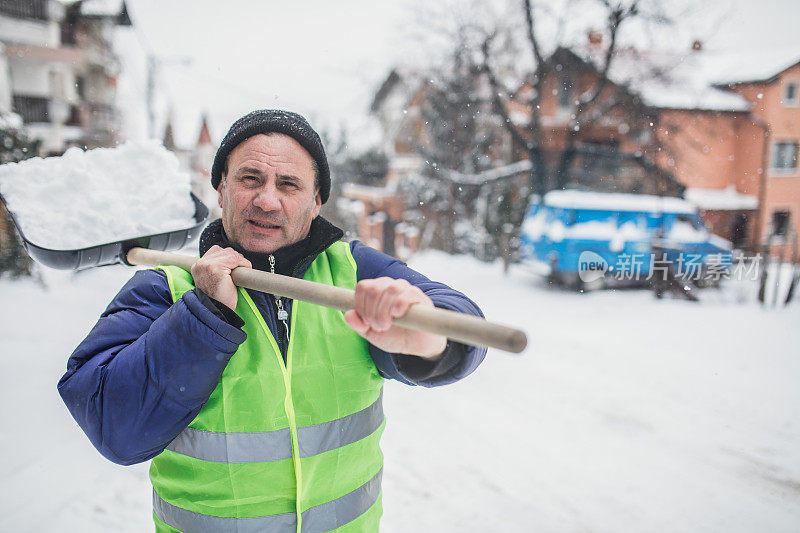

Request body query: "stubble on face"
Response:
[218, 133, 321, 254]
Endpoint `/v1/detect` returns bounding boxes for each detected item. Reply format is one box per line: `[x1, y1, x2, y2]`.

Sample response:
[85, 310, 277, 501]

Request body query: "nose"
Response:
[252, 181, 281, 212]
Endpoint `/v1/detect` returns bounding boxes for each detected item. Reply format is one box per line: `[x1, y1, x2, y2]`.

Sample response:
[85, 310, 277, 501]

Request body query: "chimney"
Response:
[692, 40, 703, 52]
[588, 30, 603, 48]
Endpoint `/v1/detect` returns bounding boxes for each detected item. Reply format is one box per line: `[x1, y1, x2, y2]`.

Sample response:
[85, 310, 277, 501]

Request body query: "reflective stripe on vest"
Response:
[153, 468, 382, 533]
[150, 242, 385, 533]
[165, 392, 384, 463]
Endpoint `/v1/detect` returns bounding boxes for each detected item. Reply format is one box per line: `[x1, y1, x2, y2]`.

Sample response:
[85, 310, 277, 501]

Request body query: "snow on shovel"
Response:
[0, 142, 527, 354]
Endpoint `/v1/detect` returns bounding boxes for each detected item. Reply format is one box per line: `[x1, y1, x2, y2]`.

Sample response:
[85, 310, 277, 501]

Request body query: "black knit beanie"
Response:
[211, 109, 330, 204]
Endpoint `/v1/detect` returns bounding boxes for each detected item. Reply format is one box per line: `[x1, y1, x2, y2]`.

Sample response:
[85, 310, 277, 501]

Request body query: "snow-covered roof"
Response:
[684, 186, 758, 211]
[167, 111, 216, 152]
[708, 48, 800, 85]
[597, 48, 752, 112]
[636, 80, 749, 112]
[370, 67, 433, 113]
[576, 46, 799, 112]
[542, 190, 696, 214]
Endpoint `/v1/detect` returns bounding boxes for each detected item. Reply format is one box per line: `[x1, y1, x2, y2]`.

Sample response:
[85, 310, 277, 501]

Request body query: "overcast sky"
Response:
[116, 0, 800, 150]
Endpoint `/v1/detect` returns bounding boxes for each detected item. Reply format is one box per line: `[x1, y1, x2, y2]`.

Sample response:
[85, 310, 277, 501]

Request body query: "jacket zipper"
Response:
[239, 290, 302, 533]
[269, 254, 291, 353]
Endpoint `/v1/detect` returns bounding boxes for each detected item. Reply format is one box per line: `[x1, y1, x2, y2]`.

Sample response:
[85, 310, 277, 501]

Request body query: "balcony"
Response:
[12, 95, 48, 123]
[0, 0, 48, 21]
[86, 102, 119, 140]
[2, 44, 84, 65]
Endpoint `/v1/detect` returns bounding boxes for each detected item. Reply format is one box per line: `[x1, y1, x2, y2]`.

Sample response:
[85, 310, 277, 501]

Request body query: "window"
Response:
[784, 81, 799, 107]
[75, 77, 85, 99]
[12, 95, 49, 123]
[771, 210, 790, 236]
[730, 212, 749, 247]
[66, 105, 81, 127]
[581, 141, 621, 177]
[0, 0, 48, 20]
[771, 142, 798, 173]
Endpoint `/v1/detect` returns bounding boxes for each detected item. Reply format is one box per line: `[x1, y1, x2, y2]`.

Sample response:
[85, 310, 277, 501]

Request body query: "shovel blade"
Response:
[2, 192, 209, 270]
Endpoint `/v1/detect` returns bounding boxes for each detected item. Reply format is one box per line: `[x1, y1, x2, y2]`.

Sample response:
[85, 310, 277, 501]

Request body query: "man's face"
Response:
[218, 133, 321, 254]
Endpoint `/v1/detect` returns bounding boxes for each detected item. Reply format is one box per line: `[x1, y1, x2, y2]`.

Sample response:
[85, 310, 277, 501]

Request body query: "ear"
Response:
[217, 176, 225, 209]
[312, 191, 322, 219]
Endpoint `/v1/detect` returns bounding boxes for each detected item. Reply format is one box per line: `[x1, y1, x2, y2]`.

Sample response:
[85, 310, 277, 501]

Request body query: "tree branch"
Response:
[579, 0, 639, 113]
[480, 35, 532, 151]
[523, 0, 545, 68]
[520, 0, 547, 137]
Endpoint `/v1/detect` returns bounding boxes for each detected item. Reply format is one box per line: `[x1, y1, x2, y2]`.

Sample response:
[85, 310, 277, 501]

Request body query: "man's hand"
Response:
[191, 245, 252, 311]
[344, 277, 447, 360]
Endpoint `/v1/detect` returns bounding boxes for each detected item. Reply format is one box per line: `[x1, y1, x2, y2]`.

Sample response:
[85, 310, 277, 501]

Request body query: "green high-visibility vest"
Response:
[150, 241, 385, 533]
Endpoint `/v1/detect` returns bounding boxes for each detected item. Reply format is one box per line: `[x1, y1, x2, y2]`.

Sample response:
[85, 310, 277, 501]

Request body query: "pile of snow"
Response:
[0, 111, 23, 130]
[0, 141, 196, 250]
[685, 186, 759, 211]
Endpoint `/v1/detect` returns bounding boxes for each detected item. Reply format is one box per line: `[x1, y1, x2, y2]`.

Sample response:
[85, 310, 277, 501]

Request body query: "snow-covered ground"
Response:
[0, 252, 798, 532]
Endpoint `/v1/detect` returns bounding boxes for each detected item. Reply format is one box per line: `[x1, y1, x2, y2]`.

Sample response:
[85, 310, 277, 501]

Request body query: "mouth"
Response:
[248, 220, 281, 230]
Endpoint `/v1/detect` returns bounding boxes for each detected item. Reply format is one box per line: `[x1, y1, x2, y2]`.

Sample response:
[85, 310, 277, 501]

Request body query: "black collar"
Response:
[199, 216, 344, 277]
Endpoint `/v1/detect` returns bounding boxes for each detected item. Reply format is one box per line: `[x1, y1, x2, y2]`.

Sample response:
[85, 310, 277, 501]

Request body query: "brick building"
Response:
[368, 41, 800, 255]
[721, 56, 800, 251]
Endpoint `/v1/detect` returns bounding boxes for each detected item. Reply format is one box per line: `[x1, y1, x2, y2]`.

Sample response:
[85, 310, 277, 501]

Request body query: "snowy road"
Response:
[1, 253, 798, 532]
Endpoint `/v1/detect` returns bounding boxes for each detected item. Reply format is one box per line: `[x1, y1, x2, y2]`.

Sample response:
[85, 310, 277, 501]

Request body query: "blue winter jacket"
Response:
[57, 240, 486, 466]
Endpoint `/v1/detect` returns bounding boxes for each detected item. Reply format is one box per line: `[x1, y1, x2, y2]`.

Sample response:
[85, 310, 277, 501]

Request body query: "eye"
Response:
[280, 180, 299, 189]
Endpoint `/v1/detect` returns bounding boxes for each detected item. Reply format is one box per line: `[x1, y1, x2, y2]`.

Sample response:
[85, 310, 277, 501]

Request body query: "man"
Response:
[58, 109, 486, 532]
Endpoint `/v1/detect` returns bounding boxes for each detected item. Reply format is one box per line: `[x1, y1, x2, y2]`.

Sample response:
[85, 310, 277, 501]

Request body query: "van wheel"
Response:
[559, 273, 583, 290]
[581, 276, 606, 292]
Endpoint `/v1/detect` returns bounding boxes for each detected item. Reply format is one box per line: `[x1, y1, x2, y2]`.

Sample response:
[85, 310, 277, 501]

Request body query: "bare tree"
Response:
[395, 0, 689, 267]
[407, 37, 502, 254]
[470, 0, 683, 270]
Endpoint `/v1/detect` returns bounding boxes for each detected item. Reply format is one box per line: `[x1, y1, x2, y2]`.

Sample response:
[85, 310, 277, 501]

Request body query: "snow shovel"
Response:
[1, 192, 527, 354]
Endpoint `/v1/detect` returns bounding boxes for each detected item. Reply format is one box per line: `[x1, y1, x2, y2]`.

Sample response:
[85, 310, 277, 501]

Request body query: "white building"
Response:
[0, 0, 130, 155]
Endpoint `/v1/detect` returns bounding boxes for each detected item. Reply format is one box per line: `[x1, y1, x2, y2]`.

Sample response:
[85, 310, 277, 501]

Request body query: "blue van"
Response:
[519, 190, 732, 289]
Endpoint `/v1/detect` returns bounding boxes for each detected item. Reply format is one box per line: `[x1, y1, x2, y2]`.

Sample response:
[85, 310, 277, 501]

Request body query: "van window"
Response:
[574, 209, 613, 224]
[551, 208, 576, 226]
[645, 213, 665, 229]
[675, 214, 703, 231]
[618, 211, 645, 226]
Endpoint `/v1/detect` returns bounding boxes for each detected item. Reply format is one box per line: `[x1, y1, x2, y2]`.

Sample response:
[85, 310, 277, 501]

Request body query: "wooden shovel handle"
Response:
[126, 247, 527, 354]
